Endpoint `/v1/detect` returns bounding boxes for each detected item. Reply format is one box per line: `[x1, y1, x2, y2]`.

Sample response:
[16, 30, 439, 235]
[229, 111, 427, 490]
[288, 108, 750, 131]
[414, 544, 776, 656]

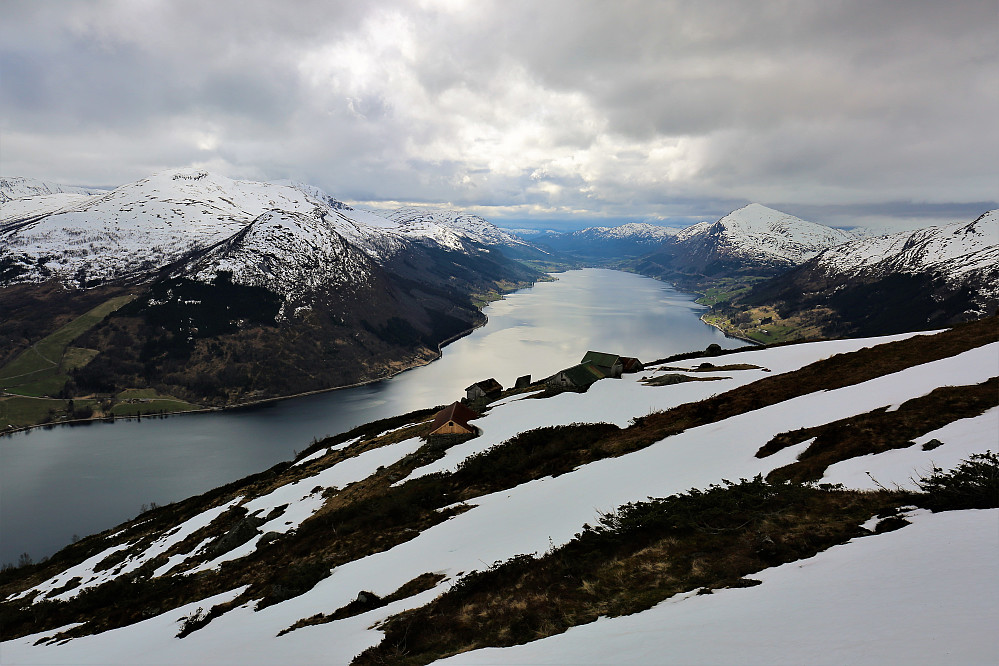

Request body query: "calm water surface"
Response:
[0, 269, 743, 564]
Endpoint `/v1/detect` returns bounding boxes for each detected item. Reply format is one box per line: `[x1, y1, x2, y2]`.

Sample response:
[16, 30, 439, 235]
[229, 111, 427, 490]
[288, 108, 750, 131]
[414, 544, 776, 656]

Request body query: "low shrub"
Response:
[914, 451, 999, 512]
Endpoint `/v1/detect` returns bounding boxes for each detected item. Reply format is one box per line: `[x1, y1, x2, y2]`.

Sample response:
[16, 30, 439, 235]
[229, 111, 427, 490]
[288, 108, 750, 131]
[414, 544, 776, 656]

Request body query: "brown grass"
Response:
[761, 378, 998, 483]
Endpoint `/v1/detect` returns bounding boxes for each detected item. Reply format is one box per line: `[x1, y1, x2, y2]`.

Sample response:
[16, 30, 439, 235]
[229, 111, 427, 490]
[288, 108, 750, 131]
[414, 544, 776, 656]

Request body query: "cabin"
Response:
[465, 378, 503, 401]
[514, 374, 532, 389]
[620, 356, 644, 373]
[580, 351, 623, 378]
[428, 402, 481, 436]
[547, 362, 605, 390]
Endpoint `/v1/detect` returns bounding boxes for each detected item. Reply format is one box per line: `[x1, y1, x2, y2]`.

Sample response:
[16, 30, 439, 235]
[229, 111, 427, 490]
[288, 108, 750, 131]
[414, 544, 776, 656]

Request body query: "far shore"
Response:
[2, 303, 494, 438]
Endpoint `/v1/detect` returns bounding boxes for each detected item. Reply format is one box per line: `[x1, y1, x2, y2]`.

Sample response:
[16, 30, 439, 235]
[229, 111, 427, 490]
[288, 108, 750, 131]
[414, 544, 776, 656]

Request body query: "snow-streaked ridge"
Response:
[810, 209, 999, 299]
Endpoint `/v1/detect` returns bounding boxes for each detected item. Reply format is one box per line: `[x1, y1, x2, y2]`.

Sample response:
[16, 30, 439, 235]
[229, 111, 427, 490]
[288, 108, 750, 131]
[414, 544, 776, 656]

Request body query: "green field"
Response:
[0, 294, 134, 397]
[0, 294, 136, 430]
[112, 388, 198, 416]
[0, 396, 101, 431]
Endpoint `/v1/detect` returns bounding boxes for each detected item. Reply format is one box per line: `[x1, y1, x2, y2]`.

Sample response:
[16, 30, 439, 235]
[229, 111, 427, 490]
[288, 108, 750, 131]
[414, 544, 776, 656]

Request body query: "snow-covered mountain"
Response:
[633, 204, 855, 283]
[561, 221, 681, 243]
[810, 210, 999, 297]
[0, 169, 535, 293]
[0, 169, 543, 404]
[672, 203, 854, 267]
[745, 210, 999, 335]
[2, 320, 996, 664]
[0, 176, 106, 203]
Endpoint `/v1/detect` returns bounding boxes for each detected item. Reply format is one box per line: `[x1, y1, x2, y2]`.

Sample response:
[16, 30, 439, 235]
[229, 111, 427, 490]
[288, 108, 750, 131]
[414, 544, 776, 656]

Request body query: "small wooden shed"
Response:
[465, 378, 503, 401]
[580, 351, 624, 378]
[514, 374, 532, 389]
[428, 402, 481, 436]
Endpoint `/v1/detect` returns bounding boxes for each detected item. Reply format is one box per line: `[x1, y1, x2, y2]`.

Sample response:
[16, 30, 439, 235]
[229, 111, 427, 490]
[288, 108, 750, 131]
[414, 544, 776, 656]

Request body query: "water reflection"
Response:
[0, 269, 742, 564]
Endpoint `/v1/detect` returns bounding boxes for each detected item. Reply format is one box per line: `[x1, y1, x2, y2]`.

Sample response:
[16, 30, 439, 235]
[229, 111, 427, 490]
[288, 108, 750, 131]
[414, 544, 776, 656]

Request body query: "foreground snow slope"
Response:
[3, 330, 996, 665]
[435, 508, 999, 666]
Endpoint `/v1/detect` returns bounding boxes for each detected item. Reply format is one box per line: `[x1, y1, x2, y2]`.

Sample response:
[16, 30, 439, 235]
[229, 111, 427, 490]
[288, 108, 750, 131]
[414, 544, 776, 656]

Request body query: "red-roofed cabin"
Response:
[428, 402, 482, 436]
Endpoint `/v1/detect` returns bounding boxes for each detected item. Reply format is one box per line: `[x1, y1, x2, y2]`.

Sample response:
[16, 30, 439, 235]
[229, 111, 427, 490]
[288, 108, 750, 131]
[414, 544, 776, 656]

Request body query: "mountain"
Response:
[0, 169, 543, 412]
[635, 203, 855, 283]
[736, 210, 999, 337]
[0, 176, 106, 203]
[531, 222, 682, 260]
[2, 317, 996, 664]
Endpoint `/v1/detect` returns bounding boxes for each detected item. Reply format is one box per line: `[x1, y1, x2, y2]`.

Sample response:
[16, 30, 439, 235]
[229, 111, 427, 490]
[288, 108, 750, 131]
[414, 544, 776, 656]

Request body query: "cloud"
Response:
[1, 0, 996, 227]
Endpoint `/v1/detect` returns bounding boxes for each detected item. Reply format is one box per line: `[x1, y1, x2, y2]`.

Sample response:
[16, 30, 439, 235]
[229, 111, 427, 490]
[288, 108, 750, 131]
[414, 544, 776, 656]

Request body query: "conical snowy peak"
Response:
[675, 203, 854, 266]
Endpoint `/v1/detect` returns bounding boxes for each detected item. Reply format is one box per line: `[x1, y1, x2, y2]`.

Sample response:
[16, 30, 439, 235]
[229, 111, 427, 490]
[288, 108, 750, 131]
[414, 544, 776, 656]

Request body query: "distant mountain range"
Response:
[532, 222, 683, 259]
[522, 202, 997, 341]
[0, 170, 543, 409]
[633, 203, 857, 281]
[0, 176, 107, 203]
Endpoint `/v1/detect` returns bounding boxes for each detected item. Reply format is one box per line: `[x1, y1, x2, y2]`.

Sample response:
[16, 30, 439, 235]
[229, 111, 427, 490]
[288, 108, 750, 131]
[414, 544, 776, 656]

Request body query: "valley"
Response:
[2, 174, 997, 666]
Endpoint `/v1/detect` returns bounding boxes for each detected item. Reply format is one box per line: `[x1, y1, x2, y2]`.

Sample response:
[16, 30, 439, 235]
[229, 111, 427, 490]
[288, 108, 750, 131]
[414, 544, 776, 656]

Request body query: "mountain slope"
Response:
[0, 169, 542, 412]
[635, 204, 854, 283]
[2, 318, 995, 664]
[736, 210, 999, 337]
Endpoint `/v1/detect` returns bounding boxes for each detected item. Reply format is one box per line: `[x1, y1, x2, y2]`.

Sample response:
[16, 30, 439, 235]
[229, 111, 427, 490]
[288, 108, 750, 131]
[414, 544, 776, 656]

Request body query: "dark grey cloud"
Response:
[1, 0, 995, 229]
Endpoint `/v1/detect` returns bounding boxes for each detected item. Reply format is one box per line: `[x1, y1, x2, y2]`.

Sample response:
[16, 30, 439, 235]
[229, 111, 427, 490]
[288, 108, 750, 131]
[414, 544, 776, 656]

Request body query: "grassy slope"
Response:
[0, 295, 137, 429]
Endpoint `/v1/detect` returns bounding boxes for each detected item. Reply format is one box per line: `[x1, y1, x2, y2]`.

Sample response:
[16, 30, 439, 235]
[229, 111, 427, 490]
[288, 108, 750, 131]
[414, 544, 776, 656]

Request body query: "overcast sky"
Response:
[2, 0, 996, 231]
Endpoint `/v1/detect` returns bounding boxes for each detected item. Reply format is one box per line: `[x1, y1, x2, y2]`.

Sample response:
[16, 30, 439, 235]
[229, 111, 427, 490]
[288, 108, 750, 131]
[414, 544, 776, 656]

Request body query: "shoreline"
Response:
[698, 313, 762, 345]
[2, 301, 497, 438]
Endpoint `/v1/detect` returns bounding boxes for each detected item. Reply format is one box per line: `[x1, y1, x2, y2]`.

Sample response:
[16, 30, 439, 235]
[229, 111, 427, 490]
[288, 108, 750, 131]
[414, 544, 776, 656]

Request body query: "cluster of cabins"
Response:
[427, 351, 643, 438]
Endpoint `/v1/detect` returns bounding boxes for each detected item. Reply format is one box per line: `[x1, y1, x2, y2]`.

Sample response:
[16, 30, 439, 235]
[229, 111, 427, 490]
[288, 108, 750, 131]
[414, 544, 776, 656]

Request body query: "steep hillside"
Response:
[2, 318, 995, 665]
[0, 170, 542, 421]
[634, 204, 854, 285]
[720, 210, 999, 339]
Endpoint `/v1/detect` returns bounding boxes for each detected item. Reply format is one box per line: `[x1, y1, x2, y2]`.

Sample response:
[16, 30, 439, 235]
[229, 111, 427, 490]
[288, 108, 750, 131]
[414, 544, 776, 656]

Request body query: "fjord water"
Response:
[0, 269, 742, 565]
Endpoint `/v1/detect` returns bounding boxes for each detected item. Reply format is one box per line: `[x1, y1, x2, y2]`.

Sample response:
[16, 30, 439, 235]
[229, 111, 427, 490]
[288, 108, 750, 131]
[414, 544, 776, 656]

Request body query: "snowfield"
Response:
[434, 508, 999, 666]
[2, 330, 996, 665]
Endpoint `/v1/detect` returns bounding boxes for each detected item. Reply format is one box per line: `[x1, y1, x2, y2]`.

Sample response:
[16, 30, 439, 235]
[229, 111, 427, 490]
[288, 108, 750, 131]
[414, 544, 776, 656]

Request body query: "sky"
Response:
[1, 0, 996, 232]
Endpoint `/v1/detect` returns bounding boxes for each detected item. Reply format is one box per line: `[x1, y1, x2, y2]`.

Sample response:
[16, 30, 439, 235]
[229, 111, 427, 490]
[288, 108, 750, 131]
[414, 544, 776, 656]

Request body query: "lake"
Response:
[0, 269, 744, 565]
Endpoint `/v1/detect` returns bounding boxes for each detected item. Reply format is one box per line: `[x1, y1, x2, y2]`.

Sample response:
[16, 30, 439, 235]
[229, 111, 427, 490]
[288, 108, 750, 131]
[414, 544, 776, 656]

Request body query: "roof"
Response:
[581, 351, 621, 368]
[560, 362, 605, 387]
[620, 356, 644, 372]
[466, 378, 503, 393]
[429, 402, 481, 433]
